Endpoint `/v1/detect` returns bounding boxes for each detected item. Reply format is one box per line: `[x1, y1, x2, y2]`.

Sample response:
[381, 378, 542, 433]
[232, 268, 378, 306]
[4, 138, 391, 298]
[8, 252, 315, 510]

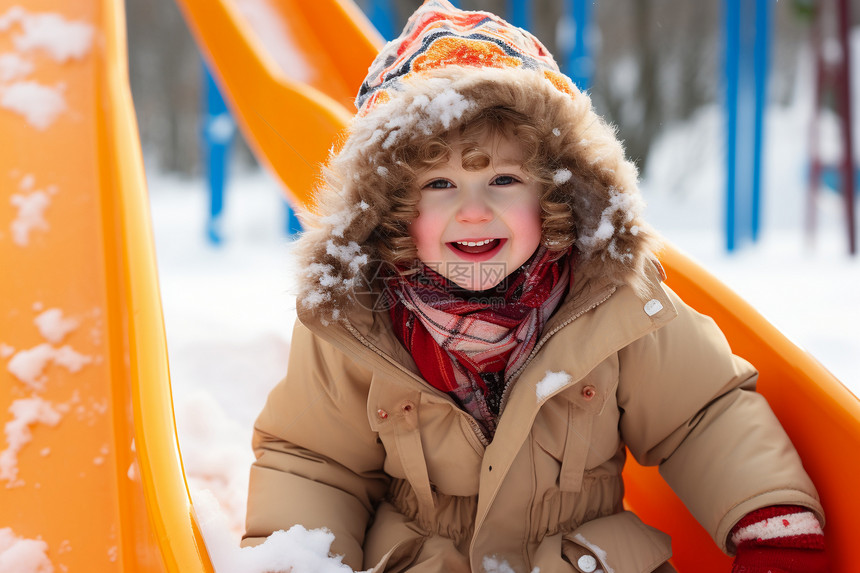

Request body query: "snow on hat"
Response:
[355, 0, 579, 117]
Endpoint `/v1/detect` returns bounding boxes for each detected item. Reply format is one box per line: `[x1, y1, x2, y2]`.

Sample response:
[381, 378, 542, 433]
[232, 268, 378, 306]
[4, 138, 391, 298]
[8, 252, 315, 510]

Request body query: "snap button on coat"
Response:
[577, 554, 597, 572]
[377, 409, 388, 420]
[581, 385, 596, 400]
[644, 298, 663, 316]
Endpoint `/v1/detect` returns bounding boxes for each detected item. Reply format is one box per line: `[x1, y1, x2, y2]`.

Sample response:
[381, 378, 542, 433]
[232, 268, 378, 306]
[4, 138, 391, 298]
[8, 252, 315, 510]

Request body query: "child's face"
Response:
[409, 131, 542, 291]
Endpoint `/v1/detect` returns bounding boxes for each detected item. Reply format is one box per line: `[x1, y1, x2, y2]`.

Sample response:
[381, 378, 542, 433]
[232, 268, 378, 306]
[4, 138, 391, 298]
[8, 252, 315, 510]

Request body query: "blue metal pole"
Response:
[752, 0, 771, 243]
[202, 63, 235, 245]
[738, 0, 757, 248]
[565, 0, 594, 90]
[285, 200, 303, 237]
[367, 0, 397, 40]
[507, 0, 531, 31]
[724, 0, 740, 252]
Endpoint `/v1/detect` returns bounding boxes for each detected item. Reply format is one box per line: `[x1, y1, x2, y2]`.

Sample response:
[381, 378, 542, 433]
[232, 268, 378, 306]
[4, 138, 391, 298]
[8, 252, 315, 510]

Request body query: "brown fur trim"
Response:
[295, 67, 662, 323]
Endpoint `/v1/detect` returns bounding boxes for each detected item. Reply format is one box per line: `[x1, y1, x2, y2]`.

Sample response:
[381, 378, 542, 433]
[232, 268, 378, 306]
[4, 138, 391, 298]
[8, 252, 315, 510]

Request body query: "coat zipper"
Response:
[342, 285, 616, 448]
[498, 286, 616, 414]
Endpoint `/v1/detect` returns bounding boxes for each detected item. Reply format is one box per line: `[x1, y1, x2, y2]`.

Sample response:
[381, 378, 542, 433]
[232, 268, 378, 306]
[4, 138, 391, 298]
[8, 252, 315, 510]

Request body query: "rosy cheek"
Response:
[521, 216, 542, 245]
[409, 211, 442, 259]
[512, 203, 542, 236]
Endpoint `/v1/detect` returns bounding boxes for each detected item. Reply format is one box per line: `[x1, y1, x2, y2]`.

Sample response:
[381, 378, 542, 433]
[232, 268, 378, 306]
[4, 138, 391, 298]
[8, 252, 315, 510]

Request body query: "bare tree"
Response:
[126, 0, 202, 174]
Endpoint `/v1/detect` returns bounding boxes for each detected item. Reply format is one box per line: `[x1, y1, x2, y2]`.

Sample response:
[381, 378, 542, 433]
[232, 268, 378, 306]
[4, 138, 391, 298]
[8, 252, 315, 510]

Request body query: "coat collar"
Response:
[296, 257, 676, 406]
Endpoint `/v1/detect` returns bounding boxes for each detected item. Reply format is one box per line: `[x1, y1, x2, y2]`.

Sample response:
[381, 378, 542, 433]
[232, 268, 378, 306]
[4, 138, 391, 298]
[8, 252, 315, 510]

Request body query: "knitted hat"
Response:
[295, 0, 661, 323]
[355, 0, 577, 116]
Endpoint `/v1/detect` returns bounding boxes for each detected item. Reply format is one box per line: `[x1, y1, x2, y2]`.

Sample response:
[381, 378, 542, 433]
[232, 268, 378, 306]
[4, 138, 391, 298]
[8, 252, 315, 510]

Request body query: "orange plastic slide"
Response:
[0, 0, 211, 571]
[176, 0, 860, 571]
[175, 0, 381, 206]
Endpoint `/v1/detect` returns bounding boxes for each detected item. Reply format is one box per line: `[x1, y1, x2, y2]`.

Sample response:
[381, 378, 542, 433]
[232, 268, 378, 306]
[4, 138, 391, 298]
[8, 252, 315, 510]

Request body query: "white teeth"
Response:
[456, 239, 494, 247]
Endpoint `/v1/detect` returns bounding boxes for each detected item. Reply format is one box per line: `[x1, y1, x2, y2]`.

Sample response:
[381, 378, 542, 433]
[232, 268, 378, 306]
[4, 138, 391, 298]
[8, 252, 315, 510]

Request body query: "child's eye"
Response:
[424, 179, 454, 190]
[492, 175, 520, 186]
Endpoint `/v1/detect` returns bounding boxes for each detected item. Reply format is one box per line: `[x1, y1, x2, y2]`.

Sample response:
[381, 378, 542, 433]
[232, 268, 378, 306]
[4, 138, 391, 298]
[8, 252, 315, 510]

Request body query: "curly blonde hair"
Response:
[366, 106, 577, 272]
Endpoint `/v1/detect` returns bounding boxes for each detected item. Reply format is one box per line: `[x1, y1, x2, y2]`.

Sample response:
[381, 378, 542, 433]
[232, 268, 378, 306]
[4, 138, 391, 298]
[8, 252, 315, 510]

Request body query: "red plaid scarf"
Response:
[386, 247, 572, 436]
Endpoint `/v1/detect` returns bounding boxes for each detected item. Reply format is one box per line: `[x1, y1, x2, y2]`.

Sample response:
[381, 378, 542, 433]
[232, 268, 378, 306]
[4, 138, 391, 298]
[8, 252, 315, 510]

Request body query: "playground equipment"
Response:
[202, 63, 303, 242]
[0, 0, 211, 571]
[564, 0, 595, 90]
[202, 63, 236, 245]
[723, 0, 771, 252]
[364, 0, 398, 40]
[177, 0, 373, 212]
[190, 0, 377, 243]
[806, 0, 857, 255]
[725, 0, 857, 255]
[0, 0, 858, 571]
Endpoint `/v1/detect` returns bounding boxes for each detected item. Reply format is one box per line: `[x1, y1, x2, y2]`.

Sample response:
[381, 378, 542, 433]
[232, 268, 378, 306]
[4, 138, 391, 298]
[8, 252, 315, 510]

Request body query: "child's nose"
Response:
[455, 191, 493, 224]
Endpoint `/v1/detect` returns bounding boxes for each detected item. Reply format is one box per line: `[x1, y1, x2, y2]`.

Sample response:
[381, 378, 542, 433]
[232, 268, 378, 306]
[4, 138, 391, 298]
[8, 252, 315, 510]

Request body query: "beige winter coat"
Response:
[243, 260, 823, 572]
[243, 27, 822, 569]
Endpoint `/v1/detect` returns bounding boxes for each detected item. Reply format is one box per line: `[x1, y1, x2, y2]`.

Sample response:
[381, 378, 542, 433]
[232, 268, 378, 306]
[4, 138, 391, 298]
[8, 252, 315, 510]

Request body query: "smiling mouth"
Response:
[451, 238, 501, 253]
[446, 238, 506, 260]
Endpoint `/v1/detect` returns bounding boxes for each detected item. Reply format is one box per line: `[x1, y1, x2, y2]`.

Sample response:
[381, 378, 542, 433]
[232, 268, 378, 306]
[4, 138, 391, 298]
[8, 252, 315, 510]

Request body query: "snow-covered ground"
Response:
[147, 96, 860, 571]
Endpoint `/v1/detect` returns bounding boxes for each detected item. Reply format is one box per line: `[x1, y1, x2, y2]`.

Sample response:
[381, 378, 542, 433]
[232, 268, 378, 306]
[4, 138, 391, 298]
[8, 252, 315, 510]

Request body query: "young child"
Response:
[243, 2, 826, 571]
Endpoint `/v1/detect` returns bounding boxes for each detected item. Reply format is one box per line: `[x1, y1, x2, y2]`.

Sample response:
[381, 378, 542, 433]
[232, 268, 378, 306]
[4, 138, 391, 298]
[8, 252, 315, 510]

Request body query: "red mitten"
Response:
[730, 505, 827, 573]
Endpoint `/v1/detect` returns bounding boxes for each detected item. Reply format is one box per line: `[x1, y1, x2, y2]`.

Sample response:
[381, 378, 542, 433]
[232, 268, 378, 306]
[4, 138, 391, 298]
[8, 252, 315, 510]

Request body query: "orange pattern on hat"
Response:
[543, 70, 578, 98]
[355, 0, 577, 116]
[411, 36, 522, 73]
[398, 11, 490, 56]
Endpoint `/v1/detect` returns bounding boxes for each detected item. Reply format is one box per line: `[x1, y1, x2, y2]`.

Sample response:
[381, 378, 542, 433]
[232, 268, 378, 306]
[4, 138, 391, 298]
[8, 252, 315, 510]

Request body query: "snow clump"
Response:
[553, 168, 572, 185]
[33, 308, 79, 344]
[0, 527, 54, 573]
[0, 8, 94, 130]
[325, 240, 367, 274]
[10, 189, 51, 245]
[1, 397, 64, 485]
[9, 10, 94, 62]
[7, 343, 92, 390]
[482, 556, 518, 573]
[577, 187, 644, 256]
[0, 81, 66, 130]
[319, 202, 367, 238]
[422, 87, 474, 130]
[194, 489, 358, 573]
[0, 53, 32, 82]
[536, 370, 572, 401]
[374, 85, 475, 150]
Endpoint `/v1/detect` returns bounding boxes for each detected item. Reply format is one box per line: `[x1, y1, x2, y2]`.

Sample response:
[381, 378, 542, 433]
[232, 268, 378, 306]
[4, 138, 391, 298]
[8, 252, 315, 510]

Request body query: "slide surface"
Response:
[0, 0, 211, 571]
[176, 0, 860, 571]
[175, 0, 382, 207]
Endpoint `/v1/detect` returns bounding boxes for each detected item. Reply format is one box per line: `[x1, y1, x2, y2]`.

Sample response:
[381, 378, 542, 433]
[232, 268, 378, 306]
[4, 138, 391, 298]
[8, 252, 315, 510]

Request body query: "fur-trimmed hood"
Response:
[293, 2, 661, 324]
